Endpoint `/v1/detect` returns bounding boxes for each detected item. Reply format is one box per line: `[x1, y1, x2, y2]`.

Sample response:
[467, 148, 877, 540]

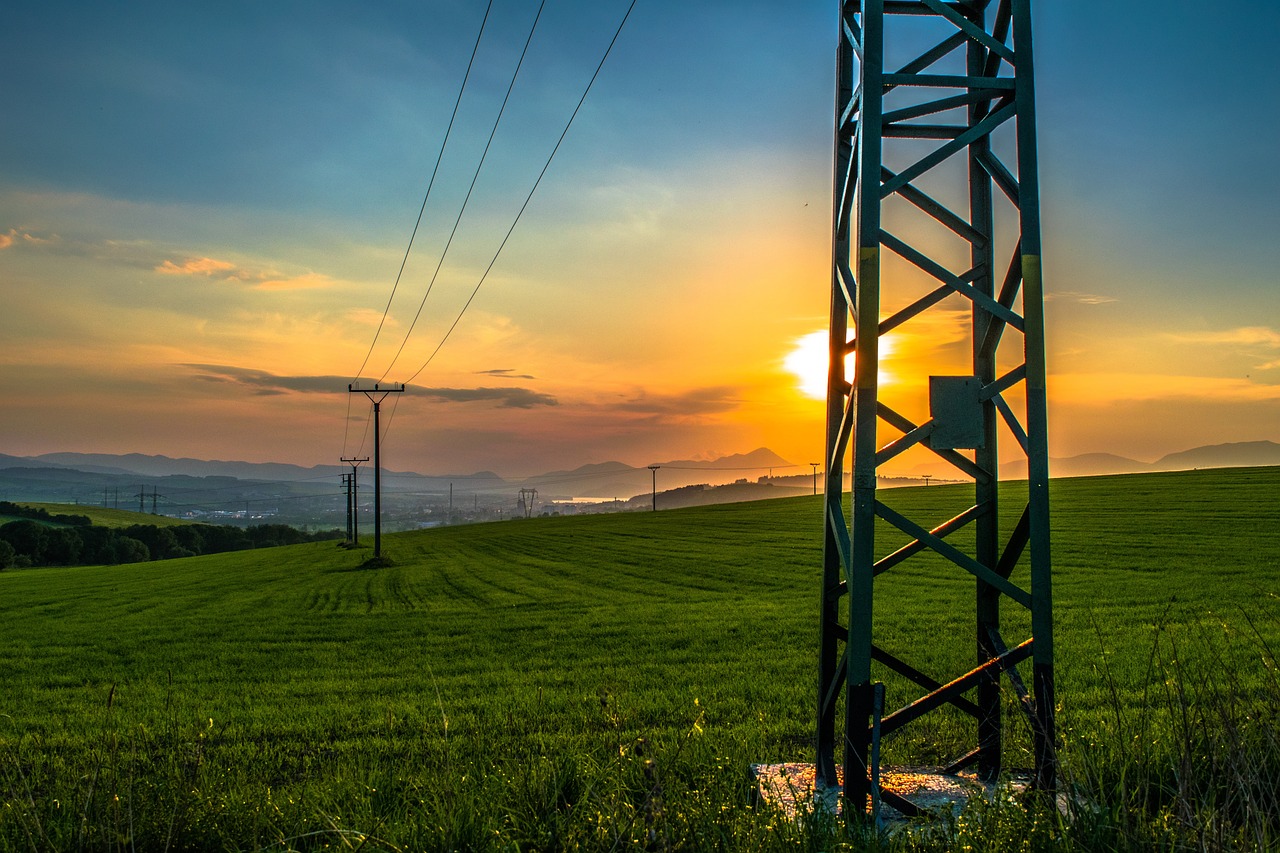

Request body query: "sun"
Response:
[784, 329, 894, 400]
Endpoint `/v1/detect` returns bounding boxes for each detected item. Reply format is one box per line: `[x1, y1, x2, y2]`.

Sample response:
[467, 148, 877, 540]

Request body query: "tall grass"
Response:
[1052, 602, 1280, 851]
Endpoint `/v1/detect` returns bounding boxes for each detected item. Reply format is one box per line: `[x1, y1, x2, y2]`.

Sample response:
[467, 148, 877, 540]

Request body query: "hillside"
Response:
[6, 501, 195, 529]
[1, 466, 1277, 849]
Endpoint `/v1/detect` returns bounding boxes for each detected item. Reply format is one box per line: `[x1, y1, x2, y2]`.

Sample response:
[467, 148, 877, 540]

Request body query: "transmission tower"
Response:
[818, 0, 1055, 817]
[134, 486, 162, 514]
[518, 488, 538, 519]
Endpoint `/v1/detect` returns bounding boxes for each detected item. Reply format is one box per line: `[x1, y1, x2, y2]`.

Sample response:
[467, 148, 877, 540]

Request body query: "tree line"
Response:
[0, 502, 342, 569]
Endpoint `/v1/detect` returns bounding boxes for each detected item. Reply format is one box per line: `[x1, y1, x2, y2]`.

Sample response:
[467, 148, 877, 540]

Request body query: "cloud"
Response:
[1166, 327, 1280, 370]
[185, 364, 345, 394]
[255, 272, 333, 291]
[415, 387, 558, 408]
[155, 257, 238, 276]
[183, 364, 558, 407]
[476, 368, 536, 380]
[155, 256, 332, 290]
[347, 308, 397, 328]
[1047, 291, 1118, 305]
[0, 228, 57, 250]
[1050, 372, 1280, 404]
[1169, 326, 1280, 348]
[617, 386, 741, 416]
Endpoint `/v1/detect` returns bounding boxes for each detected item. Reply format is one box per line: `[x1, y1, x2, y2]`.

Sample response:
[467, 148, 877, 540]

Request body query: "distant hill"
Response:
[10, 452, 503, 487]
[1000, 440, 1280, 479]
[8, 501, 194, 529]
[1154, 440, 1280, 471]
[520, 448, 797, 498]
[0, 448, 800, 511]
[33, 452, 341, 481]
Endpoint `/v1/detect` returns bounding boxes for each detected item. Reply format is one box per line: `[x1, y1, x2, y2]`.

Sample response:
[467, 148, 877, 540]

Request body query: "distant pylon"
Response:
[518, 488, 538, 519]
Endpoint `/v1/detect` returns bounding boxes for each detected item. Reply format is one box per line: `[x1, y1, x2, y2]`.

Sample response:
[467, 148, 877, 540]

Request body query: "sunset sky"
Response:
[2, 1, 1277, 478]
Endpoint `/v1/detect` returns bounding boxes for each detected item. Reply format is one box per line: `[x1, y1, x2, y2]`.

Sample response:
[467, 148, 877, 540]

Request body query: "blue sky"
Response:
[2, 1, 1277, 476]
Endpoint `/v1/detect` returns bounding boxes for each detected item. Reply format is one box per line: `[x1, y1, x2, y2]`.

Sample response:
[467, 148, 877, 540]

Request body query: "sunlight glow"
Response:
[784, 329, 895, 400]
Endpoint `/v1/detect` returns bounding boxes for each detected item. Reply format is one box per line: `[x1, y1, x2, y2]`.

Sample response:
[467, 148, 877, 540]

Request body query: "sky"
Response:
[2, 1, 1277, 478]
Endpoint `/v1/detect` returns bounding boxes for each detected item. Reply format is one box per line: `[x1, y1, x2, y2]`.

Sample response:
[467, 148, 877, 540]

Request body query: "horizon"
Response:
[3, 2, 1278, 477]
[8, 437, 1280, 485]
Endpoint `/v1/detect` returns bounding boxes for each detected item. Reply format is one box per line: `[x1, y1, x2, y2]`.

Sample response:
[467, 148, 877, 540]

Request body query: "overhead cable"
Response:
[378, 0, 548, 384]
[401, 0, 640, 388]
[344, 0, 495, 458]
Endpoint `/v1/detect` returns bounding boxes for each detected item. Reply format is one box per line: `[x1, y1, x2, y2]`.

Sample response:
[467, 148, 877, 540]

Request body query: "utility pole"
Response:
[348, 384, 405, 561]
[341, 456, 369, 545]
[810, 462, 821, 496]
[137, 487, 145, 514]
[647, 465, 660, 512]
[341, 473, 353, 541]
[819, 1, 1056, 816]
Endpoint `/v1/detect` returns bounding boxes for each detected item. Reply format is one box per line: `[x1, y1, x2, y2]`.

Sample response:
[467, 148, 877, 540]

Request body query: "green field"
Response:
[3, 502, 193, 529]
[1, 468, 1277, 850]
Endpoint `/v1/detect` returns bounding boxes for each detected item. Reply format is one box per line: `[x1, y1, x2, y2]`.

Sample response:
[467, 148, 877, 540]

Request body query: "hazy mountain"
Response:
[1000, 441, 1280, 479]
[658, 447, 793, 471]
[1000, 452, 1150, 479]
[520, 448, 797, 498]
[1154, 440, 1280, 471]
[0, 449, 798, 503]
[8, 441, 1273, 508]
[33, 452, 336, 481]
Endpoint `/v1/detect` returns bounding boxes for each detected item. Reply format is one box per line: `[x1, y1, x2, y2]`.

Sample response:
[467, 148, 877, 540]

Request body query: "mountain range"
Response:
[2, 441, 1277, 509]
[0, 447, 797, 504]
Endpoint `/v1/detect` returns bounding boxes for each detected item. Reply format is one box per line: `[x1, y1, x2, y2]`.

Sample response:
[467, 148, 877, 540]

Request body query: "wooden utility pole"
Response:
[348, 384, 404, 560]
[341, 456, 369, 545]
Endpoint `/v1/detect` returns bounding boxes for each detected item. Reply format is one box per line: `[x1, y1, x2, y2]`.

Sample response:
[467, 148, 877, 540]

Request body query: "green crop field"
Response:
[1, 467, 1277, 851]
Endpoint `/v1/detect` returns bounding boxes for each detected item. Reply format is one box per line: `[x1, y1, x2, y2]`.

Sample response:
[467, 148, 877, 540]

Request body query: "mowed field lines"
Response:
[1, 467, 1278, 850]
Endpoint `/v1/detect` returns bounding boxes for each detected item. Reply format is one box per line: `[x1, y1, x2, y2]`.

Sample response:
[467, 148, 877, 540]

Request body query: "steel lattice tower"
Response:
[818, 0, 1054, 816]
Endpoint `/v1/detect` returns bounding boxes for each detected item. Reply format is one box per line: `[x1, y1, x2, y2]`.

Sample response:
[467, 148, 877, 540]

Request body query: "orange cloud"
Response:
[1169, 326, 1280, 347]
[1051, 372, 1280, 404]
[0, 228, 55, 249]
[155, 257, 238, 276]
[254, 272, 333, 291]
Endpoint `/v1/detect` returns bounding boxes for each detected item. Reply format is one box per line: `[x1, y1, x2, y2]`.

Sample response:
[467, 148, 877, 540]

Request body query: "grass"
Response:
[0, 466, 1277, 850]
[4, 502, 193, 528]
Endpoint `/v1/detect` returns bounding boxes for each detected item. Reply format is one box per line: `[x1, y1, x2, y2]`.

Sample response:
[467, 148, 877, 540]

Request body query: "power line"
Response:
[660, 464, 799, 472]
[351, 0, 496, 389]
[401, 0, 639, 388]
[378, 0, 548, 384]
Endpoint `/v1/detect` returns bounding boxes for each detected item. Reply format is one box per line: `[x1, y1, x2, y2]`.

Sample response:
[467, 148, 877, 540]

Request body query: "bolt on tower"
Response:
[819, 0, 1055, 816]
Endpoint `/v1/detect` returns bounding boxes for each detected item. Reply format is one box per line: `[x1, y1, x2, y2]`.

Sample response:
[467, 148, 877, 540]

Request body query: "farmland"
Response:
[1, 467, 1277, 850]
